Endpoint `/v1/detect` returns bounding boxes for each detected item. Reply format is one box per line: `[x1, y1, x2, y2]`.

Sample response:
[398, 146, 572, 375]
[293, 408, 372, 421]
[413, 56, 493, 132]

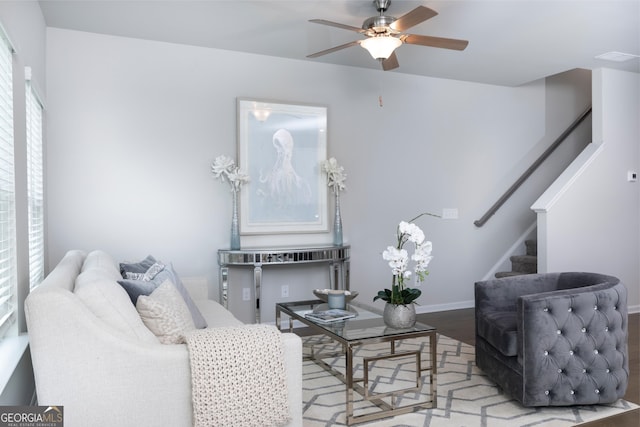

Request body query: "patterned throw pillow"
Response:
[124, 262, 165, 281]
[136, 280, 196, 344]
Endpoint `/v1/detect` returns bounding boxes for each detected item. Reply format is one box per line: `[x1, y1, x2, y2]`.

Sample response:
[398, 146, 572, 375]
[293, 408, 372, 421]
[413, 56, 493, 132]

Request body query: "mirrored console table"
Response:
[218, 245, 350, 323]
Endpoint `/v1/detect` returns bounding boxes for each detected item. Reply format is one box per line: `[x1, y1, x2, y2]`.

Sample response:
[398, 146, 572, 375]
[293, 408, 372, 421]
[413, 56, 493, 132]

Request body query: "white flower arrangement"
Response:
[375, 212, 438, 305]
[321, 157, 347, 194]
[383, 222, 433, 284]
[211, 155, 250, 192]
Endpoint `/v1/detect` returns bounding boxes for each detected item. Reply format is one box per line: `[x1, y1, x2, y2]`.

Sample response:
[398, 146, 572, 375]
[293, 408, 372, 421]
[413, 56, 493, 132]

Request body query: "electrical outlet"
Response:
[242, 288, 251, 301]
[281, 285, 289, 298]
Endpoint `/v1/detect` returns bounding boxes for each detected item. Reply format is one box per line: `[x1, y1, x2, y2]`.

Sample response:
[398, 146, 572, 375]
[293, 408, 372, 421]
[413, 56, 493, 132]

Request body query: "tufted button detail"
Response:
[557, 329, 562, 335]
[568, 307, 573, 312]
[544, 350, 549, 356]
[582, 369, 587, 373]
[581, 327, 587, 333]
[595, 389, 600, 394]
[594, 349, 599, 354]
[606, 368, 610, 373]
[594, 305, 598, 310]
[604, 326, 609, 331]
[543, 307, 549, 312]
[569, 350, 574, 355]
[557, 368, 563, 373]
[570, 390, 575, 395]
[544, 390, 550, 395]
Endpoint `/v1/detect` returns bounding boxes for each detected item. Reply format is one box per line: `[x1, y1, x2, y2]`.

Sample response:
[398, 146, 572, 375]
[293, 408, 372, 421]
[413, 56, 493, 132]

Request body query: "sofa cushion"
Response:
[74, 270, 159, 344]
[81, 250, 122, 281]
[194, 299, 243, 328]
[476, 309, 518, 357]
[136, 280, 196, 344]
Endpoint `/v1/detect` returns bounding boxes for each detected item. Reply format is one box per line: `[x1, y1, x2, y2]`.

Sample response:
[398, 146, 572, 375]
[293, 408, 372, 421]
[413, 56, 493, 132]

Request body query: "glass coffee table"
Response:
[276, 299, 437, 425]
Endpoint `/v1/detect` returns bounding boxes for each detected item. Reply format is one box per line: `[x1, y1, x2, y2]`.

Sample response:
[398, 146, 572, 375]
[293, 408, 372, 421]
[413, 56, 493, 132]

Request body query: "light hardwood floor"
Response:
[417, 309, 639, 427]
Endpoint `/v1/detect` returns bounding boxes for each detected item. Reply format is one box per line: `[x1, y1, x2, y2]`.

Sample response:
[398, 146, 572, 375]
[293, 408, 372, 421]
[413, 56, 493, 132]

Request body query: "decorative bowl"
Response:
[313, 289, 359, 303]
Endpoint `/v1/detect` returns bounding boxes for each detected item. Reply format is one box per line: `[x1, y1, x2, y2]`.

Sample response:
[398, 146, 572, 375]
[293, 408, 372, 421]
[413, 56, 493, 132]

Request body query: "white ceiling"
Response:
[38, 0, 640, 86]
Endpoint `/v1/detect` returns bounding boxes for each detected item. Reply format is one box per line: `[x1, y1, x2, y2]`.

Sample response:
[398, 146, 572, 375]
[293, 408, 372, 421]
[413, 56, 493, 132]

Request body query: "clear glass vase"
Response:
[230, 190, 240, 250]
[333, 191, 343, 246]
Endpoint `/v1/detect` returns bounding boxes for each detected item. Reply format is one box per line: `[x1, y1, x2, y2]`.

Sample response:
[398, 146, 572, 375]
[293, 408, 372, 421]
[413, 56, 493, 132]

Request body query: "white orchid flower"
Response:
[384, 220, 434, 289]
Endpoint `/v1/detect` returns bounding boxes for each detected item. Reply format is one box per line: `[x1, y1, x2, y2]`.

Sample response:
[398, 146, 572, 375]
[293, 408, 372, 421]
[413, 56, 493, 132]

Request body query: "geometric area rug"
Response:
[302, 334, 638, 426]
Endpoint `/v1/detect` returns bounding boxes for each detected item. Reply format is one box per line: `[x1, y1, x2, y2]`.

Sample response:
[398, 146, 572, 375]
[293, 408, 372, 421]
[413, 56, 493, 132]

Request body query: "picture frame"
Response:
[237, 98, 328, 235]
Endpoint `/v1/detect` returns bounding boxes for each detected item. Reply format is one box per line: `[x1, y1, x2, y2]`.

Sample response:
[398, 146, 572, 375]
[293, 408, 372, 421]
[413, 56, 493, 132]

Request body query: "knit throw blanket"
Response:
[184, 325, 290, 427]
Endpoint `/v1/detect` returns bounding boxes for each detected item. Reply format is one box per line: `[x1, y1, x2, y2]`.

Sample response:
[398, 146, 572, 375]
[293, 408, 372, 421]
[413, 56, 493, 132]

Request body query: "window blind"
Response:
[26, 76, 44, 291]
[0, 30, 16, 339]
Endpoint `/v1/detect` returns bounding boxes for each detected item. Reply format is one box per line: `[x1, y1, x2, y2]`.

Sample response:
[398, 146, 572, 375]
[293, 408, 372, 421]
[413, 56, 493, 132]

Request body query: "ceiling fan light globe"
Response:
[361, 36, 401, 60]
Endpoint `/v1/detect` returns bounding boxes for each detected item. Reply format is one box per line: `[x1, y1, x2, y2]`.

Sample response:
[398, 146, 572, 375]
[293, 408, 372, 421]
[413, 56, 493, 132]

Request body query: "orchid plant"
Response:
[321, 157, 347, 194]
[374, 212, 437, 305]
[211, 155, 250, 192]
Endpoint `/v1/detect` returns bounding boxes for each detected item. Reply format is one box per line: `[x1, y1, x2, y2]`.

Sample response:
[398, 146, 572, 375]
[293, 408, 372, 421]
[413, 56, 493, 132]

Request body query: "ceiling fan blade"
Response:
[307, 40, 360, 58]
[390, 6, 438, 32]
[381, 52, 399, 71]
[309, 19, 364, 33]
[402, 34, 469, 51]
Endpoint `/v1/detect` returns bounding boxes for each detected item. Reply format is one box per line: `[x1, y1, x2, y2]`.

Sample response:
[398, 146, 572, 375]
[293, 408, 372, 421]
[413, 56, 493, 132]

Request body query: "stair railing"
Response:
[474, 106, 592, 227]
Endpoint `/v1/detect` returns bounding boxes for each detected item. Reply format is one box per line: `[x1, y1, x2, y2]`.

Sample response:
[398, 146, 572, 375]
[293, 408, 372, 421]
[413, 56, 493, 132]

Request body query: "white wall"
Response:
[46, 28, 593, 323]
[534, 68, 640, 310]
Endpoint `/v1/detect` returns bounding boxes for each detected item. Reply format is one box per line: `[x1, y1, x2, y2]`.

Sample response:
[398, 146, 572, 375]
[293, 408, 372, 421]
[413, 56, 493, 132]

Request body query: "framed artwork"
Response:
[237, 98, 328, 234]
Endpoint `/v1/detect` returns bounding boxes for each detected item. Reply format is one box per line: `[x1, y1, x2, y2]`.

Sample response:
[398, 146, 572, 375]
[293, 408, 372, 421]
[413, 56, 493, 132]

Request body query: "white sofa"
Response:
[24, 250, 303, 427]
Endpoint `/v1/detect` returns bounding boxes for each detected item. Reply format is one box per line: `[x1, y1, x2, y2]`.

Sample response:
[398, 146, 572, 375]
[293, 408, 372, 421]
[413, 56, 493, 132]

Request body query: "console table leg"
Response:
[220, 266, 229, 309]
[329, 261, 337, 290]
[344, 259, 350, 290]
[253, 263, 262, 324]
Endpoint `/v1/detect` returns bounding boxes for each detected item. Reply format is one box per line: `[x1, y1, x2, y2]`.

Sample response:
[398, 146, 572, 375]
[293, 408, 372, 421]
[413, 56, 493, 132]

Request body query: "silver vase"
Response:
[333, 191, 343, 246]
[383, 303, 416, 329]
[230, 189, 240, 250]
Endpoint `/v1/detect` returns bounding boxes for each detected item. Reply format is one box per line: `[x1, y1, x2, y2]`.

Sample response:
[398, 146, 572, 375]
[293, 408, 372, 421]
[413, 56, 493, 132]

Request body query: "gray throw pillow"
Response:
[119, 255, 157, 277]
[118, 278, 158, 304]
[153, 264, 208, 329]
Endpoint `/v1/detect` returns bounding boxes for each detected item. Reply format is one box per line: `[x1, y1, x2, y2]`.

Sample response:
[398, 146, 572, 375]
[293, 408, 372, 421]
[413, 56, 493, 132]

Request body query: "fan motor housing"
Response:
[373, 0, 392, 12]
[362, 15, 397, 34]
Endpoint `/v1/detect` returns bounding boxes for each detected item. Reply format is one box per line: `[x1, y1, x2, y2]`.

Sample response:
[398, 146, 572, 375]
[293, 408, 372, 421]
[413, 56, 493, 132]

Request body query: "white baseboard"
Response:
[628, 304, 640, 314]
[415, 300, 475, 314]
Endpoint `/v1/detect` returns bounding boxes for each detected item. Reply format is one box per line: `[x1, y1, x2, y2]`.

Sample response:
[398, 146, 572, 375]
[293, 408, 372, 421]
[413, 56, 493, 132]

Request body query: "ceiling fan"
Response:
[307, 0, 469, 71]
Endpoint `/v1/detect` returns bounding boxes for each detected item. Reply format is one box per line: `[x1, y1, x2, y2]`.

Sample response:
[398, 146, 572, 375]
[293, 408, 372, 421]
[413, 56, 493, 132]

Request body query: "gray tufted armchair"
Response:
[475, 272, 628, 406]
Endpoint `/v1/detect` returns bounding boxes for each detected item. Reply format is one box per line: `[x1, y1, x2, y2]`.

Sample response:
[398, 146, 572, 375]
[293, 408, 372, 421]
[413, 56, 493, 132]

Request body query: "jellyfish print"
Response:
[257, 128, 312, 214]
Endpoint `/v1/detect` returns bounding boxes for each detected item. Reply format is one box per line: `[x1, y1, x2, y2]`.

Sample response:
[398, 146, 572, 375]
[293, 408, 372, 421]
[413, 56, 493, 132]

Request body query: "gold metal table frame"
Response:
[276, 300, 437, 425]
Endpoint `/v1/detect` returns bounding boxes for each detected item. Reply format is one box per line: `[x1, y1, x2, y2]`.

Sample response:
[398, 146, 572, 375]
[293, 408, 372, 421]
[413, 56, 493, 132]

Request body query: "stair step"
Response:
[494, 240, 538, 279]
[495, 271, 532, 278]
[510, 254, 537, 274]
[525, 239, 537, 256]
